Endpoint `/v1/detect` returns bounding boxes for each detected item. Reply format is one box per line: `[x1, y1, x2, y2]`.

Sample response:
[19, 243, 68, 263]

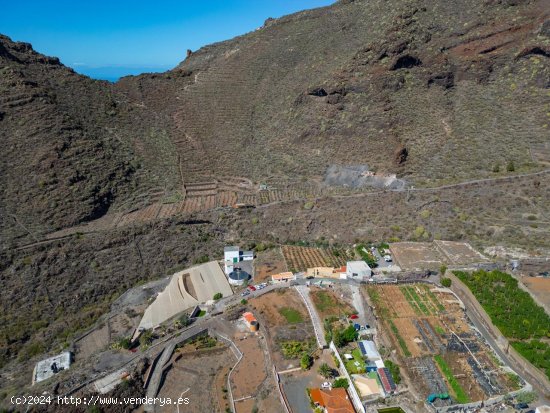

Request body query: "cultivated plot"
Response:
[367, 284, 519, 407]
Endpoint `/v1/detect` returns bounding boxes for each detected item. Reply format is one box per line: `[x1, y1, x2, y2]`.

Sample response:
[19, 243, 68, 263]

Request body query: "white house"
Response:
[224, 246, 254, 274]
[346, 261, 372, 279]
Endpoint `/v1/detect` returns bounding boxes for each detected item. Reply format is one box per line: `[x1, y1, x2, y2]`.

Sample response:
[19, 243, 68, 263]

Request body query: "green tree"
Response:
[213, 292, 223, 300]
[118, 337, 131, 349]
[178, 313, 191, 327]
[440, 265, 447, 275]
[342, 325, 358, 343]
[301, 354, 313, 370]
[441, 278, 452, 288]
[333, 329, 345, 347]
[506, 160, 515, 172]
[318, 362, 332, 379]
[333, 378, 349, 388]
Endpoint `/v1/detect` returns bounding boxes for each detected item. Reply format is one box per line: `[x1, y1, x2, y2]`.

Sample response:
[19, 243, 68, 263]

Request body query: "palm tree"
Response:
[318, 362, 332, 379]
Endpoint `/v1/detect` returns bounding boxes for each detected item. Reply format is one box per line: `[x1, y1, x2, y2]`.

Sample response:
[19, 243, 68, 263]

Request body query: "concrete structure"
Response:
[536, 406, 550, 413]
[224, 246, 254, 274]
[352, 374, 382, 397]
[358, 340, 381, 360]
[309, 387, 356, 413]
[138, 261, 233, 330]
[346, 261, 372, 279]
[227, 268, 250, 285]
[271, 272, 295, 283]
[33, 351, 72, 384]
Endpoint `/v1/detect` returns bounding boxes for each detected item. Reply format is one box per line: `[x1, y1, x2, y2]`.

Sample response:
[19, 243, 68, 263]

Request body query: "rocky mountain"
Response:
[0, 0, 549, 400]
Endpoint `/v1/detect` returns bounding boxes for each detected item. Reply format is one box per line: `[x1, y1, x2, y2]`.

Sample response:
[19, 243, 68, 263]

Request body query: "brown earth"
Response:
[521, 276, 550, 311]
[253, 248, 288, 283]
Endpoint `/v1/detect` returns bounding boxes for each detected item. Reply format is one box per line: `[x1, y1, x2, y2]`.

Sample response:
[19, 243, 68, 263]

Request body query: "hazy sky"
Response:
[1, 0, 334, 78]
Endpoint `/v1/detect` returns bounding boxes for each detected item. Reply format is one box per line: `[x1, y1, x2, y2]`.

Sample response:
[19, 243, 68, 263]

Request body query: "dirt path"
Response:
[10, 168, 550, 252]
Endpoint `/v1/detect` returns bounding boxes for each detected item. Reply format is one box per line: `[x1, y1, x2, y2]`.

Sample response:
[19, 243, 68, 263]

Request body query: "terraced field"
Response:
[366, 284, 519, 406]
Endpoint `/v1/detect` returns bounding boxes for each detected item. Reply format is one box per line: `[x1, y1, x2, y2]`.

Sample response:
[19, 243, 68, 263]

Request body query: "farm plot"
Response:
[310, 287, 356, 320]
[433, 240, 490, 266]
[248, 289, 315, 370]
[281, 245, 349, 272]
[366, 284, 517, 405]
[389, 242, 445, 271]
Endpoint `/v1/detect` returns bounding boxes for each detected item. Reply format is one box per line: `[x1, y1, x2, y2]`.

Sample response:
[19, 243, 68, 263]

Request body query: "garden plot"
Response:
[367, 284, 518, 406]
[281, 245, 349, 272]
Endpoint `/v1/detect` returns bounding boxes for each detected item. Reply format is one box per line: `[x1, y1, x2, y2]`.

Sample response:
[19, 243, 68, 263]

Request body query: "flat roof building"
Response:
[358, 340, 381, 360]
[224, 246, 254, 275]
[346, 261, 372, 279]
[271, 272, 295, 283]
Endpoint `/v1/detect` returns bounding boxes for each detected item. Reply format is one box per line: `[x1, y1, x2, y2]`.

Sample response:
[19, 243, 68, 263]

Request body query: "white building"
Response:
[224, 246, 254, 274]
[346, 260, 372, 279]
[33, 351, 72, 384]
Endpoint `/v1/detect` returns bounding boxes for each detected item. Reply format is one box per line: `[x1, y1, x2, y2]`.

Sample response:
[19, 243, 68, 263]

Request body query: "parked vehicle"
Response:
[241, 290, 250, 297]
[321, 382, 331, 389]
[384, 255, 392, 262]
[248, 285, 256, 291]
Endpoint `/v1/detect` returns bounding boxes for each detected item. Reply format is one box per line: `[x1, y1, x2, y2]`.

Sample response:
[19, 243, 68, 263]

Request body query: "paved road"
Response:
[295, 285, 327, 348]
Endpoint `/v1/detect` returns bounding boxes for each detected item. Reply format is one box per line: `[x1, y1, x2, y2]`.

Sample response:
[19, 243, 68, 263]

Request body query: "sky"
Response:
[0, 0, 335, 80]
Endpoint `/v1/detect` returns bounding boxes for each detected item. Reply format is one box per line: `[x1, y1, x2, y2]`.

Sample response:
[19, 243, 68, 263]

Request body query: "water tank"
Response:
[250, 320, 259, 332]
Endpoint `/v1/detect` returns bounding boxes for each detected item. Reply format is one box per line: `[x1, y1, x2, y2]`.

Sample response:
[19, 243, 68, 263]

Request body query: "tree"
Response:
[342, 325, 358, 343]
[213, 292, 223, 300]
[441, 277, 452, 288]
[333, 329, 345, 347]
[333, 378, 349, 388]
[118, 337, 131, 349]
[178, 313, 191, 327]
[301, 354, 313, 370]
[318, 362, 332, 379]
[507, 160, 515, 172]
[440, 265, 447, 275]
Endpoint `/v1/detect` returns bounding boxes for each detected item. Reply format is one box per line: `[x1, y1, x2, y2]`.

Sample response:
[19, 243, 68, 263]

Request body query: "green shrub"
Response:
[213, 292, 223, 300]
[441, 278, 452, 288]
[301, 354, 313, 370]
[333, 378, 349, 388]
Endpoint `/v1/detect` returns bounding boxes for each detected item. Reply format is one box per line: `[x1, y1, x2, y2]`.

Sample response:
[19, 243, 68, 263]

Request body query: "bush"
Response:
[333, 378, 349, 388]
[118, 337, 131, 349]
[318, 362, 332, 378]
[178, 313, 191, 327]
[440, 265, 447, 275]
[441, 277, 452, 288]
[213, 292, 223, 300]
[507, 160, 515, 172]
[193, 254, 209, 264]
[385, 360, 401, 384]
[301, 354, 313, 370]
